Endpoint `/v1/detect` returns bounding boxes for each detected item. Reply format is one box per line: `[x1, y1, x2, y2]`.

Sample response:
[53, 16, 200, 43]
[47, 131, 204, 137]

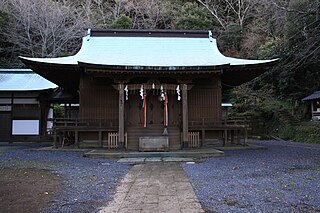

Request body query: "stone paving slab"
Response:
[117, 157, 196, 163]
[117, 158, 146, 163]
[145, 157, 162, 162]
[98, 163, 205, 213]
[162, 157, 194, 162]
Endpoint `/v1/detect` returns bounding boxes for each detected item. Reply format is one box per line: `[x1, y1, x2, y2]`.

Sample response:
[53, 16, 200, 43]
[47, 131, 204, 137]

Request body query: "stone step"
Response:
[83, 149, 225, 159]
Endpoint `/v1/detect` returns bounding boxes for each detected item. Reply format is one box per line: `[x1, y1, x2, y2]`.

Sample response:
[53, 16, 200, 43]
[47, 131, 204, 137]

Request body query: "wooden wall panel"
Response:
[79, 76, 118, 122]
[12, 104, 40, 118]
[0, 113, 11, 141]
[188, 77, 221, 123]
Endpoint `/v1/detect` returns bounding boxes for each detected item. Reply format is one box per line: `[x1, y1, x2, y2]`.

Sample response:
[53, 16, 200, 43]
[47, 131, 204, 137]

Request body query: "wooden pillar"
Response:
[75, 130, 79, 148]
[182, 84, 189, 148]
[231, 130, 235, 144]
[9, 92, 14, 143]
[98, 130, 102, 148]
[54, 129, 57, 148]
[237, 130, 240, 145]
[64, 104, 67, 118]
[223, 129, 227, 146]
[244, 126, 248, 146]
[118, 84, 125, 148]
[201, 129, 205, 147]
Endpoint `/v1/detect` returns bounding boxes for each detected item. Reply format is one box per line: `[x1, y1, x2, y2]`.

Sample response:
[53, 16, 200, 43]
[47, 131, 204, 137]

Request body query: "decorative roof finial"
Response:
[208, 30, 213, 42]
[86, 29, 91, 41]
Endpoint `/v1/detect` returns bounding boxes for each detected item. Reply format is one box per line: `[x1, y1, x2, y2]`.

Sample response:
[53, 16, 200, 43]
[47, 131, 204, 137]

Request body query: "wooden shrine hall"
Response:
[20, 29, 276, 150]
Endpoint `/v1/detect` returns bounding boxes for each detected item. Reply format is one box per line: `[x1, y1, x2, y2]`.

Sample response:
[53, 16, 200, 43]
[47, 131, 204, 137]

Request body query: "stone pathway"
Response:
[117, 157, 195, 163]
[98, 163, 204, 213]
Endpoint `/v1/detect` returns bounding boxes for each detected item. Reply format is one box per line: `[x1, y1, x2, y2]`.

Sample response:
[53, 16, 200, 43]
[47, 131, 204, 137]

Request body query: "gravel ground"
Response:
[183, 140, 320, 213]
[0, 144, 131, 213]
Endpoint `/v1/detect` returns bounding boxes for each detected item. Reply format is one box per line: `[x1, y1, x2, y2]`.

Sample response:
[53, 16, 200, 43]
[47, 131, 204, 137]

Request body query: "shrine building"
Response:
[20, 29, 276, 150]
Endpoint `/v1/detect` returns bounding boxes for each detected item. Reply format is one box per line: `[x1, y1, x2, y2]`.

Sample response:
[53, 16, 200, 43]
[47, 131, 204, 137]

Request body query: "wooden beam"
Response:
[112, 83, 194, 91]
[182, 84, 189, 148]
[118, 84, 125, 148]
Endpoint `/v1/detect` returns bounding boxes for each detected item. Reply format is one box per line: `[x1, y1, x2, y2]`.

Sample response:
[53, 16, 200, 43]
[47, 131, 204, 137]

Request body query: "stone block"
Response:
[139, 136, 169, 151]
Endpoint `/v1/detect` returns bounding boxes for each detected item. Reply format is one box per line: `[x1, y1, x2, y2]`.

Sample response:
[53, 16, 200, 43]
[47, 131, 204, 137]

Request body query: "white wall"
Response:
[12, 120, 39, 135]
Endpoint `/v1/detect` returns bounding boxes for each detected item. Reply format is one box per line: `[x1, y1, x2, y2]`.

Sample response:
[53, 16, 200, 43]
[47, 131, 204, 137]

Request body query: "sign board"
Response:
[12, 120, 39, 135]
[0, 105, 12, 111]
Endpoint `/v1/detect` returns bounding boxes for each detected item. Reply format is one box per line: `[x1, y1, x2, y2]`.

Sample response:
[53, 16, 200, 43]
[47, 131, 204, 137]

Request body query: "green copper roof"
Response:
[0, 69, 57, 91]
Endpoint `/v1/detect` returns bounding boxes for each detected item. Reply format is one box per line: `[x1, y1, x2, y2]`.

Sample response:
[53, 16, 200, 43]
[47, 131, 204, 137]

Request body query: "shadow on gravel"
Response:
[0, 143, 131, 213]
[0, 167, 62, 213]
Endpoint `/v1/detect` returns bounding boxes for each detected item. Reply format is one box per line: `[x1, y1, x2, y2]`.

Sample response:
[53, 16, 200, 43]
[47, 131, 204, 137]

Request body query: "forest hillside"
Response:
[0, 0, 319, 142]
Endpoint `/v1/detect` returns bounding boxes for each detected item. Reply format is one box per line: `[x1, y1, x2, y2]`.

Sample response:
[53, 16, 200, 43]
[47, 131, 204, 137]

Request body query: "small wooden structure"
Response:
[0, 69, 57, 142]
[20, 29, 276, 150]
[302, 91, 320, 121]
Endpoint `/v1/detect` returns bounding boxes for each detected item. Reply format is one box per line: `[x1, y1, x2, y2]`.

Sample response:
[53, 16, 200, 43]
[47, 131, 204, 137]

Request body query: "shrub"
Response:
[279, 123, 320, 144]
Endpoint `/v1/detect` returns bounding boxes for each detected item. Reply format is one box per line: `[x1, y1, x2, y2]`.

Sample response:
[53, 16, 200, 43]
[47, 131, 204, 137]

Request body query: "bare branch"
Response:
[196, 0, 227, 29]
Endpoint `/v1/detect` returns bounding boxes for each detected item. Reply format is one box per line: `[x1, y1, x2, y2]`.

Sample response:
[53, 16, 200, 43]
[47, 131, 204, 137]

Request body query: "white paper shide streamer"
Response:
[176, 85, 181, 101]
[140, 85, 144, 99]
[124, 85, 128, 100]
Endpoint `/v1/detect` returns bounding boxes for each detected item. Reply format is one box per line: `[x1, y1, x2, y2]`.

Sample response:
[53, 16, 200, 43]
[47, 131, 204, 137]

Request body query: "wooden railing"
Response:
[188, 117, 250, 146]
[53, 118, 119, 148]
[53, 117, 250, 148]
[312, 111, 320, 121]
[107, 132, 128, 149]
[188, 132, 200, 148]
[54, 118, 118, 128]
[188, 117, 250, 128]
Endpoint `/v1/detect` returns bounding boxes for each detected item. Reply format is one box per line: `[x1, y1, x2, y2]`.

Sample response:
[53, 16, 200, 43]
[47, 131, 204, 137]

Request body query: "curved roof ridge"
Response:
[20, 30, 277, 68]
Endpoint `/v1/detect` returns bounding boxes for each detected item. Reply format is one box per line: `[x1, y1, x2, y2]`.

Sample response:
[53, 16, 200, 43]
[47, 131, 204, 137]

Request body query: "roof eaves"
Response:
[19, 56, 79, 69]
[302, 91, 320, 101]
[228, 59, 279, 69]
[0, 68, 33, 73]
[78, 61, 228, 72]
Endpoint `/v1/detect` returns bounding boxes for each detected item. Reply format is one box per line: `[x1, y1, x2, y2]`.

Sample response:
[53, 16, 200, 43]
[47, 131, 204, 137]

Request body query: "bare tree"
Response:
[122, 0, 173, 29]
[75, 0, 173, 29]
[0, 0, 90, 58]
[196, 0, 257, 30]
